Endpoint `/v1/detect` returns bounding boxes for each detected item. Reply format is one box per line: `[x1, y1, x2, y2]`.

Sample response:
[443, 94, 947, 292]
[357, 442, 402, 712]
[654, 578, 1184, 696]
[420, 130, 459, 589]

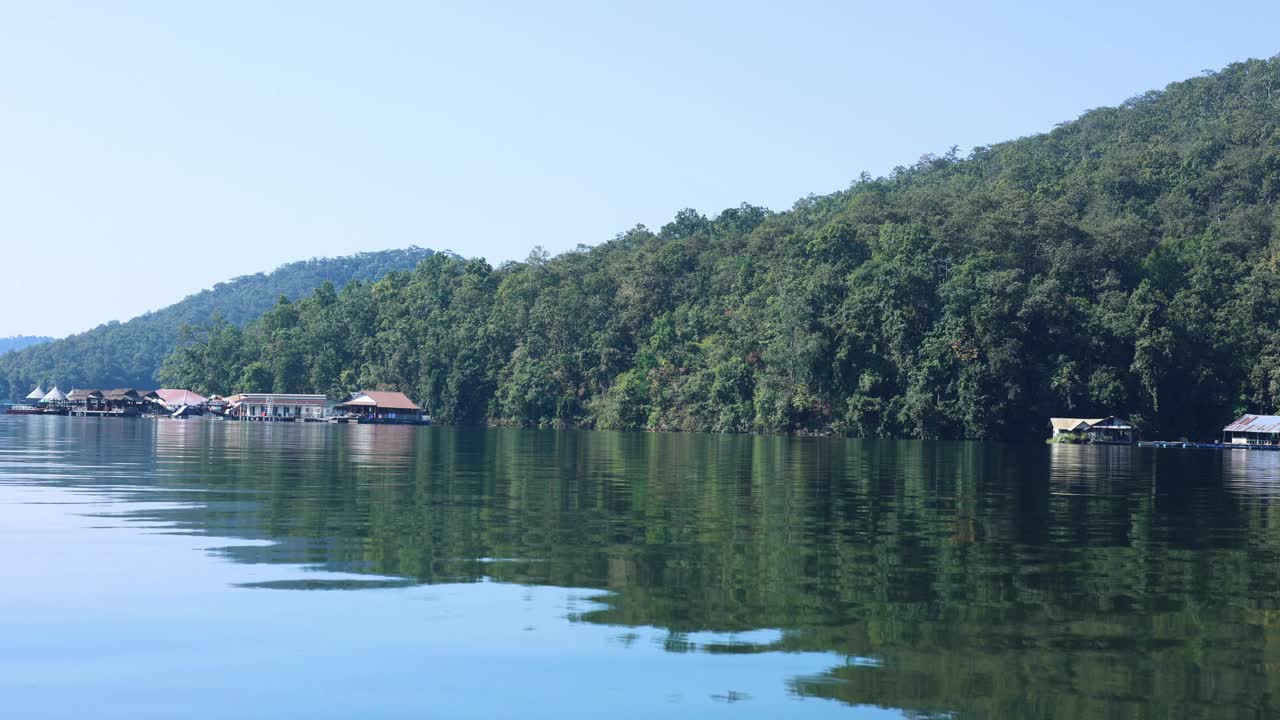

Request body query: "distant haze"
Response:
[2, 1, 1278, 337]
[0, 336, 53, 355]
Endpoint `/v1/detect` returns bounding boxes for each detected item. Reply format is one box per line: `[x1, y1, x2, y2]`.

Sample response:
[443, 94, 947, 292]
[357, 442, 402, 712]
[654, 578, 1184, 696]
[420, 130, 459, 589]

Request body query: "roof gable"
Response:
[1224, 414, 1280, 433]
[338, 390, 421, 411]
[1050, 416, 1134, 431]
[156, 389, 207, 406]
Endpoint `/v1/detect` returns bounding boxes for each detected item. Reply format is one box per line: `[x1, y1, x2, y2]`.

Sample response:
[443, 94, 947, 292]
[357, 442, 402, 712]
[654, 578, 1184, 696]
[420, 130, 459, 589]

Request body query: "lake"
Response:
[2, 416, 1278, 719]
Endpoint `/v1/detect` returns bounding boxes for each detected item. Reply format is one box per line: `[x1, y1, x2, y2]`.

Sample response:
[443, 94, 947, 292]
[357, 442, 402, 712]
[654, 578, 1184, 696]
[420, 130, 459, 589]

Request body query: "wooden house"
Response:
[1083, 416, 1136, 443]
[68, 389, 145, 416]
[1222, 414, 1280, 446]
[226, 393, 328, 421]
[66, 388, 100, 406]
[335, 391, 427, 424]
[1049, 416, 1136, 444]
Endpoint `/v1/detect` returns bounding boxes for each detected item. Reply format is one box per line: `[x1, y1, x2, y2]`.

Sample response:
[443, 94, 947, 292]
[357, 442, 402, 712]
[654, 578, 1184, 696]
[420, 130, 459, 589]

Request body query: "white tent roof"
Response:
[40, 386, 66, 403]
[25, 386, 45, 400]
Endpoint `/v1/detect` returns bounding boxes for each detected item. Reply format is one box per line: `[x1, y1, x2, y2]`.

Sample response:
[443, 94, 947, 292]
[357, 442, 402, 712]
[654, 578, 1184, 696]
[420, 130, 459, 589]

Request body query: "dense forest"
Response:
[0, 335, 53, 355]
[163, 56, 1280, 439]
[0, 247, 434, 398]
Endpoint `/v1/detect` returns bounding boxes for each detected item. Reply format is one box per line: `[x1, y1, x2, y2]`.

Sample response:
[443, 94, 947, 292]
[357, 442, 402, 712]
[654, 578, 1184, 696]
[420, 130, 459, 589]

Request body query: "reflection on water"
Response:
[3, 417, 1280, 719]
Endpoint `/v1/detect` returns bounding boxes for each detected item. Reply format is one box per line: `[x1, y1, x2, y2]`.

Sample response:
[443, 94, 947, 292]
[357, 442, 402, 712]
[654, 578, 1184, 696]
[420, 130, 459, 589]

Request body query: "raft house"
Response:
[1221, 414, 1280, 447]
[1129, 413, 1280, 450]
[1049, 416, 1136, 444]
[66, 388, 147, 417]
[224, 393, 329, 421]
[333, 390, 428, 425]
[6, 384, 431, 425]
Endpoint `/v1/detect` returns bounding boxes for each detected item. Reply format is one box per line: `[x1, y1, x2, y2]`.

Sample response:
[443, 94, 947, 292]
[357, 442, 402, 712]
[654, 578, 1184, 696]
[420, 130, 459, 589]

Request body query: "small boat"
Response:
[4, 404, 47, 415]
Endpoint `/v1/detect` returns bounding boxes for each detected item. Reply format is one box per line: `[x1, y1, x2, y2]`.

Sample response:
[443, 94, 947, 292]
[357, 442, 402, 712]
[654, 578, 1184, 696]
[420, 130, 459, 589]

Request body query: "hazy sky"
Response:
[2, 1, 1278, 338]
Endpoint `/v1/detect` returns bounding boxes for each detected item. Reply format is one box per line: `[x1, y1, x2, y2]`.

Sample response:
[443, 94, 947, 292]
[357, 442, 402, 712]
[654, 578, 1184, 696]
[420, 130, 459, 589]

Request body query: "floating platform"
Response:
[325, 415, 430, 425]
[1137, 441, 1280, 451]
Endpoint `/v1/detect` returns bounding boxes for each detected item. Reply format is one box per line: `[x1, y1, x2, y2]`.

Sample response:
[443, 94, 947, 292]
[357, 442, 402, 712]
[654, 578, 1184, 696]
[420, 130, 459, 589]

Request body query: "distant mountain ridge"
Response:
[0, 247, 435, 398]
[0, 336, 54, 356]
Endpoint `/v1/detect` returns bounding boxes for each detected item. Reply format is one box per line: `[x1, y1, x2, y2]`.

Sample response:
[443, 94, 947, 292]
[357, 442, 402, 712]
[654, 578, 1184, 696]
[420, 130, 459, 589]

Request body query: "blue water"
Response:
[3, 415, 1279, 718]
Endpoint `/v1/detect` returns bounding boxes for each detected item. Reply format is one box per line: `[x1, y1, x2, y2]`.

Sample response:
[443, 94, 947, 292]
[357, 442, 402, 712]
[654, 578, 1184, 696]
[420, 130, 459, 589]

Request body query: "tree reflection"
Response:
[129, 426, 1280, 718]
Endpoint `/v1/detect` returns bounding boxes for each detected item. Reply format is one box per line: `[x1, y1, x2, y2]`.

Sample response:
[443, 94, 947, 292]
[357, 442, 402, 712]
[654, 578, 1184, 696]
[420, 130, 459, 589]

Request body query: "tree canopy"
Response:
[0, 247, 435, 397]
[156, 56, 1280, 438]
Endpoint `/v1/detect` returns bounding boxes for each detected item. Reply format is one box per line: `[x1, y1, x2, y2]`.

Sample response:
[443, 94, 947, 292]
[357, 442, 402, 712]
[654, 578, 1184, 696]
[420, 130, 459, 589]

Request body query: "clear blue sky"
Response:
[2, 1, 1277, 338]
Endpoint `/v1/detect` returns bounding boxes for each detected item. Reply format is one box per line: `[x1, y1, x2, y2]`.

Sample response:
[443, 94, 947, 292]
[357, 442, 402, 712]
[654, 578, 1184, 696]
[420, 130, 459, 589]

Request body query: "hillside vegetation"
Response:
[0, 336, 53, 356]
[163, 57, 1280, 440]
[0, 247, 434, 397]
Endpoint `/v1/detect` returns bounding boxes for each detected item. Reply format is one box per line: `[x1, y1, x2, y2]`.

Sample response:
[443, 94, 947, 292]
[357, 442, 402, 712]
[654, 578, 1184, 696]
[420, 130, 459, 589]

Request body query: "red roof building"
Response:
[155, 389, 208, 409]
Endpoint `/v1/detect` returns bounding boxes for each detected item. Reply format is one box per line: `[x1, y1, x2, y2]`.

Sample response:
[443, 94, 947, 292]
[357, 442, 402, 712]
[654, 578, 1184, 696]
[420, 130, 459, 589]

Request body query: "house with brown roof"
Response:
[67, 389, 145, 417]
[1048, 416, 1135, 444]
[65, 389, 103, 406]
[335, 390, 428, 425]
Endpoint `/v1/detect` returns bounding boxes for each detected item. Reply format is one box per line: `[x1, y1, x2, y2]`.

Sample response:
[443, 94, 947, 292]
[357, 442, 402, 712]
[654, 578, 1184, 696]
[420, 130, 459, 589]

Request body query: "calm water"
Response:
[3, 417, 1280, 719]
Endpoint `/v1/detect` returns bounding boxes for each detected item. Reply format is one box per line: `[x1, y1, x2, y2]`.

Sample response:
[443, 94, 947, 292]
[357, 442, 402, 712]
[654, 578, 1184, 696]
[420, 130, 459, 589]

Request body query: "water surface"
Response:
[2, 416, 1278, 719]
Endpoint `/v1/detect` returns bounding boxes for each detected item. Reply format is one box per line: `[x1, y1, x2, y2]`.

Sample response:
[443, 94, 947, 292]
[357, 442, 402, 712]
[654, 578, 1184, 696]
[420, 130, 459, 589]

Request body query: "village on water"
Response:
[4, 383, 1280, 449]
[1, 387, 430, 425]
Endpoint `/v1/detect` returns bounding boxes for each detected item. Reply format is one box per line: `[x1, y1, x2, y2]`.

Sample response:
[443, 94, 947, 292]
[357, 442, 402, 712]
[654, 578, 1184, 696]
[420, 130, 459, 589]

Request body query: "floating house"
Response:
[66, 388, 98, 406]
[1050, 418, 1091, 437]
[225, 393, 328, 421]
[67, 389, 146, 417]
[335, 390, 428, 424]
[1049, 416, 1136, 444]
[1222, 414, 1280, 446]
[154, 389, 207, 412]
[25, 386, 46, 402]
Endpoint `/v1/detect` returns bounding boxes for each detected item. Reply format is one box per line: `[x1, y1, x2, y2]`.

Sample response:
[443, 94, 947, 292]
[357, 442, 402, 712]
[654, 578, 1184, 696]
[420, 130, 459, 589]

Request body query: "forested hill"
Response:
[162, 56, 1280, 440]
[0, 247, 434, 397]
[0, 336, 54, 355]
